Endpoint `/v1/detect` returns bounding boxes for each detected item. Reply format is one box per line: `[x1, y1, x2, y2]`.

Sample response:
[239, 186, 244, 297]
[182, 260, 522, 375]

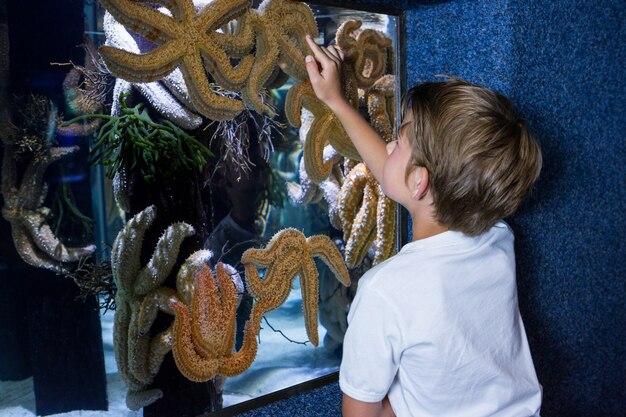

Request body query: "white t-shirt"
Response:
[339, 222, 542, 417]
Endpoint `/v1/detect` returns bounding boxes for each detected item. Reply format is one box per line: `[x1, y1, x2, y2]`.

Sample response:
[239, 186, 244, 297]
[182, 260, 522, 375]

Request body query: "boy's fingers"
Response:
[325, 45, 343, 63]
[306, 34, 334, 67]
[305, 55, 323, 84]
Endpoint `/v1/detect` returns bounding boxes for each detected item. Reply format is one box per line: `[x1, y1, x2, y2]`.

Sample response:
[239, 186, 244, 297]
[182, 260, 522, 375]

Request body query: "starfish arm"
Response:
[19, 146, 78, 210]
[241, 228, 303, 266]
[99, 0, 180, 42]
[335, 20, 361, 62]
[125, 388, 163, 412]
[242, 262, 265, 298]
[171, 301, 219, 382]
[286, 180, 322, 206]
[354, 30, 392, 89]
[236, 10, 279, 116]
[307, 235, 351, 288]
[100, 40, 186, 83]
[20, 211, 95, 263]
[6, 222, 68, 273]
[287, 156, 323, 205]
[137, 287, 178, 336]
[113, 168, 130, 213]
[190, 266, 222, 358]
[271, 0, 318, 81]
[341, 64, 360, 110]
[133, 221, 195, 296]
[284, 81, 306, 127]
[338, 164, 369, 240]
[148, 327, 173, 377]
[194, 0, 252, 33]
[285, 81, 328, 127]
[345, 178, 378, 268]
[319, 166, 343, 230]
[170, 0, 195, 21]
[113, 299, 139, 390]
[254, 259, 299, 308]
[111, 205, 157, 295]
[127, 305, 154, 385]
[299, 258, 320, 346]
[303, 116, 334, 184]
[176, 249, 212, 305]
[327, 120, 362, 162]
[215, 263, 240, 355]
[196, 1, 255, 92]
[242, 230, 305, 308]
[217, 318, 258, 376]
[199, 36, 255, 91]
[288, 81, 360, 163]
[374, 188, 397, 265]
[180, 53, 245, 120]
[367, 77, 396, 144]
[212, 12, 255, 57]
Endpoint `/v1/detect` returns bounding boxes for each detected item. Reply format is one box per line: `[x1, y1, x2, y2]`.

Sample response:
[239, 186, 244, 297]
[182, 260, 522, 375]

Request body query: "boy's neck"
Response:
[410, 213, 449, 241]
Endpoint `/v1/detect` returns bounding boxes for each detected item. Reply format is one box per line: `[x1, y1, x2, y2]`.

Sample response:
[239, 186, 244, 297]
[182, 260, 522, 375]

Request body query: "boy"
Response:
[304, 35, 543, 417]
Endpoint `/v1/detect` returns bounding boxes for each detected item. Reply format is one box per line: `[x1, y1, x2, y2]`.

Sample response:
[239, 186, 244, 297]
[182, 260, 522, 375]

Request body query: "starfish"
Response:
[367, 74, 396, 144]
[1, 139, 96, 273]
[104, 11, 202, 129]
[338, 162, 397, 268]
[98, 0, 255, 120]
[241, 228, 350, 347]
[171, 262, 255, 382]
[285, 80, 361, 183]
[336, 20, 392, 90]
[374, 183, 397, 265]
[237, 0, 317, 116]
[286, 109, 344, 229]
[111, 205, 195, 402]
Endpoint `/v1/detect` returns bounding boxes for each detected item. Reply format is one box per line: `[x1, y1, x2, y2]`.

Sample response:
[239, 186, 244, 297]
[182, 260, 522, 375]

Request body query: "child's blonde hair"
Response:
[401, 77, 542, 236]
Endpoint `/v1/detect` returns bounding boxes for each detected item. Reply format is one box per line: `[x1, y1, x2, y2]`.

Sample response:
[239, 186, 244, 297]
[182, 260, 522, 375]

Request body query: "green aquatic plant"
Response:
[64, 94, 213, 183]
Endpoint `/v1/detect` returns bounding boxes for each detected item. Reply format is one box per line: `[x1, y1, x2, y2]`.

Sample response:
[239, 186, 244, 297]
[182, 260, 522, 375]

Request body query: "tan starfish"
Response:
[241, 228, 350, 347]
[285, 81, 361, 183]
[98, 0, 255, 120]
[338, 163, 396, 268]
[238, 0, 317, 116]
[336, 19, 393, 90]
[367, 74, 396, 144]
[171, 262, 256, 382]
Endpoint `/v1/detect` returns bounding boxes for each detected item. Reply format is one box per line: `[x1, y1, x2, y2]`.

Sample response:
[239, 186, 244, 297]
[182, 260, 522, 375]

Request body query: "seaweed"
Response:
[63, 93, 214, 183]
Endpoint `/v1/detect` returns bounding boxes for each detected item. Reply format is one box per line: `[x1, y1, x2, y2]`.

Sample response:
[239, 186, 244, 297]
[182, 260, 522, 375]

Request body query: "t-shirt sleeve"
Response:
[339, 284, 403, 403]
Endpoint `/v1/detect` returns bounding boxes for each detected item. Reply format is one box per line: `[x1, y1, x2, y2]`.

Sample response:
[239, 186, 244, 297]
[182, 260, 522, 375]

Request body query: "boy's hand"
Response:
[304, 34, 348, 111]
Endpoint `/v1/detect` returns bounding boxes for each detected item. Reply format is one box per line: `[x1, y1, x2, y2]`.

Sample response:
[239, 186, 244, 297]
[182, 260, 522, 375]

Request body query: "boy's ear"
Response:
[410, 167, 429, 200]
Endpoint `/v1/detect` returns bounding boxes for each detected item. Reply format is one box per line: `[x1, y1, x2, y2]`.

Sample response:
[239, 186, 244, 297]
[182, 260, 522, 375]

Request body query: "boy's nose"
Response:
[386, 140, 397, 155]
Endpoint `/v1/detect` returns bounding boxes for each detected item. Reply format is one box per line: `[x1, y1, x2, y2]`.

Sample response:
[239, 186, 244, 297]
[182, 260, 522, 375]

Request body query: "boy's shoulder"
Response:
[358, 221, 515, 296]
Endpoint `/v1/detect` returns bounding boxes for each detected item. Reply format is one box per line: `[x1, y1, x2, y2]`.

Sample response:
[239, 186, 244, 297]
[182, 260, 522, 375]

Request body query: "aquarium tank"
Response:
[0, 0, 403, 415]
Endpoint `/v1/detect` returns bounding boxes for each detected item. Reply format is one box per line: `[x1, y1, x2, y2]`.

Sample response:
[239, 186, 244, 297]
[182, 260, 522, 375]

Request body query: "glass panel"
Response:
[0, 1, 401, 415]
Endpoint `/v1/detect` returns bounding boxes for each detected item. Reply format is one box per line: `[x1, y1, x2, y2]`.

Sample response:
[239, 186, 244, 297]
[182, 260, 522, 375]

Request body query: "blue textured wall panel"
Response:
[244, 1, 625, 415]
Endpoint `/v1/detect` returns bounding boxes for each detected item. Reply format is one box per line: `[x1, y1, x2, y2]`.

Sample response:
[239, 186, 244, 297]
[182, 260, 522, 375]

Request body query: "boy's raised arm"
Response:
[304, 35, 388, 184]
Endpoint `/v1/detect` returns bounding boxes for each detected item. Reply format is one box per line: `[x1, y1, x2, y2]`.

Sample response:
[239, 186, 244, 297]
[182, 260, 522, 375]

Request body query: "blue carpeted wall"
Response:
[241, 1, 626, 415]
